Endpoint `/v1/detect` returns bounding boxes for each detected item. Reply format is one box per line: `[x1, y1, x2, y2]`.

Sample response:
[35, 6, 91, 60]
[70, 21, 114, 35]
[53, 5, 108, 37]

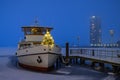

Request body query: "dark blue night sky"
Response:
[0, 0, 120, 47]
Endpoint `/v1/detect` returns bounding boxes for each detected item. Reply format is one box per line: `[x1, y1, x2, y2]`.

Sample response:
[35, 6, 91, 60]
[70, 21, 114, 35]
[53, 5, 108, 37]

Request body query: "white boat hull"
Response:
[18, 53, 59, 71]
[16, 45, 61, 71]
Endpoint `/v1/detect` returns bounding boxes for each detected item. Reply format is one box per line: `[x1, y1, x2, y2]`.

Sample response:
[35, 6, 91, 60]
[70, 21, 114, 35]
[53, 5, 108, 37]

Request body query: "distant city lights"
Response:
[92, 16, 95, 18]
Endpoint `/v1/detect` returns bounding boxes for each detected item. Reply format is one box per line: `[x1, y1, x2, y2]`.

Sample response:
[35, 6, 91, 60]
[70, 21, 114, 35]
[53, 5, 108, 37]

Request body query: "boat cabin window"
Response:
[33, 42, 41, 46]
[30, 28, 46, 35]
[19, 44, 31, 49]
[26, 32, 31, 35]
[22, 27, 52, 35]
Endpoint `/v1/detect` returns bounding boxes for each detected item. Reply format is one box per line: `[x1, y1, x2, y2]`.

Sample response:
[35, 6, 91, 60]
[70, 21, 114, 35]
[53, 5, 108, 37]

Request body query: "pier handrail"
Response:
[67, 48, 120, 65]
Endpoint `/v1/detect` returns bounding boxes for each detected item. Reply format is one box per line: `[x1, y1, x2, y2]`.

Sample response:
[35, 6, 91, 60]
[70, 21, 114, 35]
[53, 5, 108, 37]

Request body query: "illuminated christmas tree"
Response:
[41, 30, 54, 47]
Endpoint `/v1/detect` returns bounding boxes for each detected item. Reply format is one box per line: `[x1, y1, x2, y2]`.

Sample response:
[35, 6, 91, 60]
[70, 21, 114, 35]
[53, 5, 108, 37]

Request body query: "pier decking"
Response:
[61, 47, 120, 73]
[68, 48, 120, 66]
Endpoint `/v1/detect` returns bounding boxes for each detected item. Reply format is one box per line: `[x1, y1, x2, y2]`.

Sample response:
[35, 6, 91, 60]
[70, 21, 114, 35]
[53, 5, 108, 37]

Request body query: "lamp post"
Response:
[77, 36, 80, 47]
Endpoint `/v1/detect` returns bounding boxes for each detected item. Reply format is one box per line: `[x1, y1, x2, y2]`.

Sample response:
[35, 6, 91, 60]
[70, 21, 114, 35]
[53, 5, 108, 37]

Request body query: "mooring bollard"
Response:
[65, 42, 69, 66]
[99, 62, 104, 71]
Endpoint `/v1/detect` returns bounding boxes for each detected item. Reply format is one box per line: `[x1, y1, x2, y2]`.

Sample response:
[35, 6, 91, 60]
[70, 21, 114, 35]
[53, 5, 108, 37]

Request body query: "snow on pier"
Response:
[62, 48, 120, 66]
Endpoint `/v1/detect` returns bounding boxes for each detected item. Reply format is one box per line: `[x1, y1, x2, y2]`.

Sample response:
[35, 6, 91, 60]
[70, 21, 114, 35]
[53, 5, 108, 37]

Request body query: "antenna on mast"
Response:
[34, 17, 39, 26]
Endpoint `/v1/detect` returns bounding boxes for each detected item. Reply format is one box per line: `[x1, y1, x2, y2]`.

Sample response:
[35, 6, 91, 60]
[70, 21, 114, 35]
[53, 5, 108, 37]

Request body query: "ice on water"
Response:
[0, 47, 119, 80]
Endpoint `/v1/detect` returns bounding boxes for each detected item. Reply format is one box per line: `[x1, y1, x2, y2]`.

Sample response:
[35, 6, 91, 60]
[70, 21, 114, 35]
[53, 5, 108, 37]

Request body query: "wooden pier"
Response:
[69, 48, 120, 66]
[61, 44, 120, 74]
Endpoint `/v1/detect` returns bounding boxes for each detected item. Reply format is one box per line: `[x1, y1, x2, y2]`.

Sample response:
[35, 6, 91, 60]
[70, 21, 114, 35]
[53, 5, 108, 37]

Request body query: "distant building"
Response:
[90, 16, 102, 46]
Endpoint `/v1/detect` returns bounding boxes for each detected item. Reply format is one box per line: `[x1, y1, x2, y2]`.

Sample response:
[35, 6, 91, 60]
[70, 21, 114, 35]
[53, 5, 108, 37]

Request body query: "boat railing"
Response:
[18, 44, 44, 50]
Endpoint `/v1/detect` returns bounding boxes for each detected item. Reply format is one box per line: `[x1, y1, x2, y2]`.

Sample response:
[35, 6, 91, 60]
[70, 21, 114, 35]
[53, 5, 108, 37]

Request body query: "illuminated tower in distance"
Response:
[90, 16, 102, 46]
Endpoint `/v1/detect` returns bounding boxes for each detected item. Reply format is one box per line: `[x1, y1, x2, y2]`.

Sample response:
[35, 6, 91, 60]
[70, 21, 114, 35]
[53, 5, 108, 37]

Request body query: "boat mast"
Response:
[34, 17, 39, 26]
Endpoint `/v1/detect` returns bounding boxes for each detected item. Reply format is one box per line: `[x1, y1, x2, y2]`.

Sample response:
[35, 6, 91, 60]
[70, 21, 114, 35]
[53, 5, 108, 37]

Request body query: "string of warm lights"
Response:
[41, 30, 54, 47]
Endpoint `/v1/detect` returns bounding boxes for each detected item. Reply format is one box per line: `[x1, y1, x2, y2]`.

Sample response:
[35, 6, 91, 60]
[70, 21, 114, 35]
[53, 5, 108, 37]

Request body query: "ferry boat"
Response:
[16, 24, 61, 71]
